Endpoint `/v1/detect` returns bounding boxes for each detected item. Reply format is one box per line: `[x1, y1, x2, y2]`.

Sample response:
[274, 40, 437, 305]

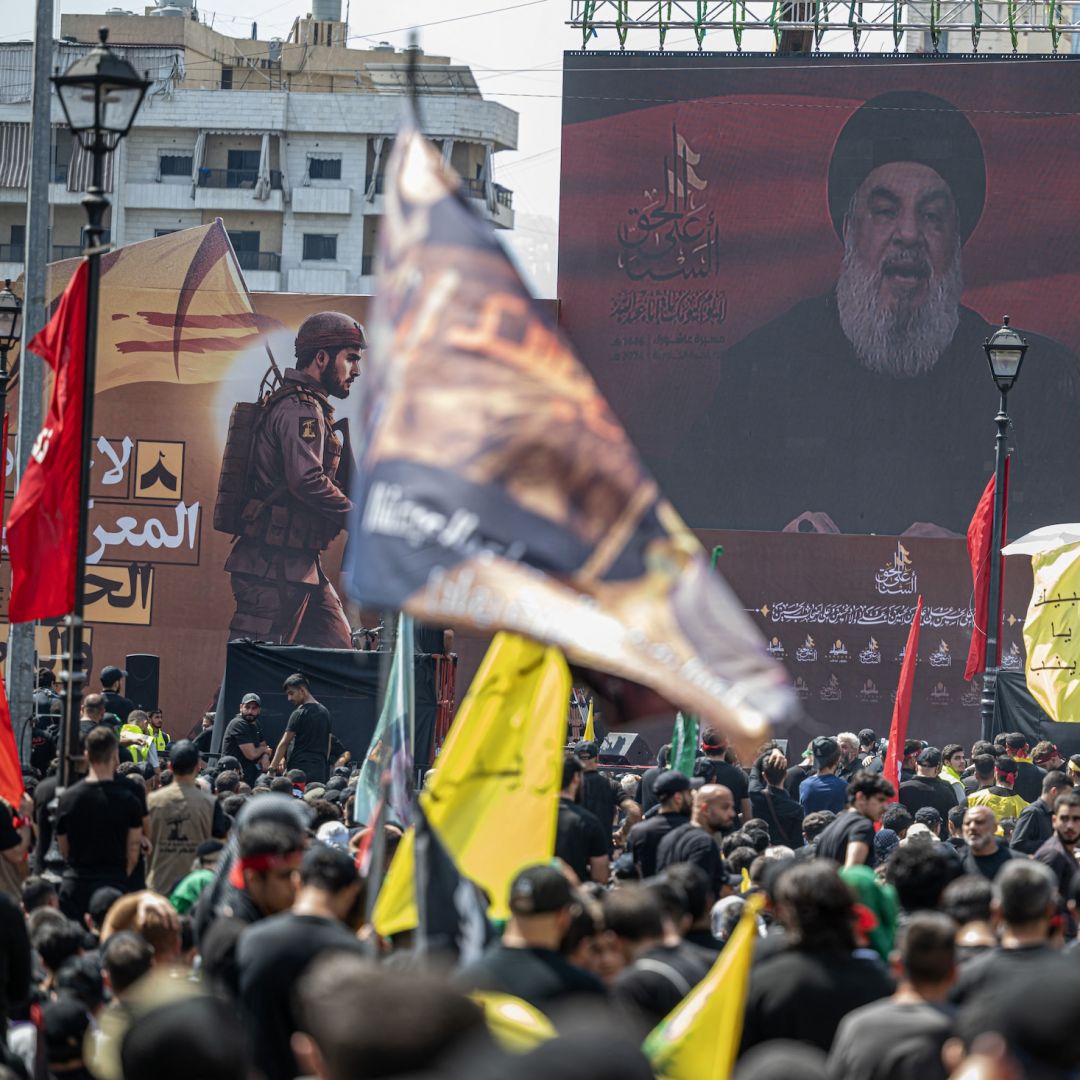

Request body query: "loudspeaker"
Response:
[125, 654, 160, 711]
[598, 731, 653, 767]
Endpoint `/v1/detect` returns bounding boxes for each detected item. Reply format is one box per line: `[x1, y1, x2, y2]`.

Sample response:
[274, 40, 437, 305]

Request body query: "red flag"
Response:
[964, 459, 1010, 681]
[0, 674, 23, 807]
[883, 595, 923, 802]
[6, 261, 88, 622]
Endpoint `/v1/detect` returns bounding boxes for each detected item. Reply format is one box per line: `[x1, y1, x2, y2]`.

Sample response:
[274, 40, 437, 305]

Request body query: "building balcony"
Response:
[124, 182, 193, 211]
[0, 244, 24, 265]
[462, 179, 515, 230]
[197, 168, 283, 191]
[234, 250, 281, 272]
[243, 269, 282, 292]
[291, 185, 351, 215]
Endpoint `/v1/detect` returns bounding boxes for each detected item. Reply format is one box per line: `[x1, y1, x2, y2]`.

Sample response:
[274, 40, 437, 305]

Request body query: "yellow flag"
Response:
[583, 698, 595, 742]
[373, 632, 571, 934]
[643, 896, 761, 1079]
[1024, 540, 1080, 722]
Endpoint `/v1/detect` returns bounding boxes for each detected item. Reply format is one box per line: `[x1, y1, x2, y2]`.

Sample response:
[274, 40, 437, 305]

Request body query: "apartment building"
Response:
[0, 0, 517, 292]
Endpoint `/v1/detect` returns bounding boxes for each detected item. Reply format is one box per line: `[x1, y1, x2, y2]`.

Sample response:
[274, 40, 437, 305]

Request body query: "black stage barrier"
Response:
[991, 670, 1080, 759]
[211, 641, 438, 768]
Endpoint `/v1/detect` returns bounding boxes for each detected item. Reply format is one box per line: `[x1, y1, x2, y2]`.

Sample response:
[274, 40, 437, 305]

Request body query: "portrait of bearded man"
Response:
[666, 90, 1080, 538]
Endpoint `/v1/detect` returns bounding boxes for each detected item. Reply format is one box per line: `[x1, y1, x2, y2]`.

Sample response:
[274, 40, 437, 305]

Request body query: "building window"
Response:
[154, 229, 179, 237]
[221, 66, 233, 90]
[307, 156, 342, 181]
[159, 154, 193, 178]
[226, 149, 261, 189]
[303, 234, 337, 261]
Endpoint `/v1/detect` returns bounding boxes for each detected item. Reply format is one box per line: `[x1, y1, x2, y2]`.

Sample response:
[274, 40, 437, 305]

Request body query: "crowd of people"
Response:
[4, 666, 1080, 1079]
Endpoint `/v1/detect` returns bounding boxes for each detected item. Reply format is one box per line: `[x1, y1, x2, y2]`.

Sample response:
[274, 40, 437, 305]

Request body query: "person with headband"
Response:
[967, 757, 1030, 824]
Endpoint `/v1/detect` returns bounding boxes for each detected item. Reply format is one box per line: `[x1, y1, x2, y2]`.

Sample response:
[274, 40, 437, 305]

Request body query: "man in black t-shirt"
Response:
[656, 784, 735, 892]
[457, 864, 605, 1014]
[237, 845, 367, 1080]
[749, 749, 805, 849]
[223, 694, 272, 786]
[574, 740, 619, 852]
[626, 771, 695, 878]
[694, 727, 751, 825]
[193, 712, 216, 756]
[270, 674, 332, 784]
[960, 805, 1015, 881]
[56, 725, 144, 920]
[899, 748, 961, 833]
[100, 665, 135, 724]
[814, 771, 894, 867]
[555, 756, 609, 884]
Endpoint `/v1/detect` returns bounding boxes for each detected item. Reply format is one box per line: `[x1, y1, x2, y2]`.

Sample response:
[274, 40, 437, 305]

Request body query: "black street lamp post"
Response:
[979, 315, 1029, 740]
[51, 29, 149, 787]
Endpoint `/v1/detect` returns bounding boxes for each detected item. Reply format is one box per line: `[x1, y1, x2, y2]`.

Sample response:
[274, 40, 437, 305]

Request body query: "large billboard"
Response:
[559, 54, 1080, 539]
[4, 224, 372, 734]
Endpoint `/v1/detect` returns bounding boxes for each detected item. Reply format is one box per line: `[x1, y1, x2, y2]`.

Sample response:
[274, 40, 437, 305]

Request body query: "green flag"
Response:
[671, 712, 699, 777]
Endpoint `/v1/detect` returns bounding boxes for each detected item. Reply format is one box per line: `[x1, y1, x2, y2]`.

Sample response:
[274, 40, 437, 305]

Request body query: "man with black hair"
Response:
[270, 674, 333, 784]
[31, 916, 85, 991]
[857, 728, 883, 773]
[1011, 770, 1074, 855]
[656, 784, 736, 890]
[21, 875, 57, 913]
[749, 749, 804, 848]
[663, 863, 721, 954]
[605, 883, 709, 1030]
[741, 862, 893, 1052]
[814, 771, 894, 867]
[940, 875, 996, 964]
[56, 726, 144, 920]
[1034, 791, 1080, 896]
[555, 756, 610, 885]
[200, 819, 304, 999]
[147, 740, 230, 895]
[695, 727, 751, 825]
[829, 912, 956, 1080]
[941, 743, 967, 801]
[960, 805, 1015, 882]
[457, 864, 605, 1012]
[886, 843, 961, 915]
[1003, 733, 1046, 804]
[951, 860, 1071, 1005]
[102, 930, 154, 1000]
[625, 771, 694, 878]
[798, 737, 847, 814]
[237, 844, 367, 1080]
[964, 752, 997, 799]
[294, 953, 490, 1080]
[900, 747, 962, 824]
[967, 757, 1030, 823]
[945, 805, 967, 854]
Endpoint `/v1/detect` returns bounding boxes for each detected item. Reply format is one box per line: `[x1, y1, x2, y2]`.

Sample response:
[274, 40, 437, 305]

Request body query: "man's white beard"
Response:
[836, 236, 963, 377]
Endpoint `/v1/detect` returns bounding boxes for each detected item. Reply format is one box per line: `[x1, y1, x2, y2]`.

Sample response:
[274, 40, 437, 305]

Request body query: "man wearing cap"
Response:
[573, 740, 619, 851]
[146, 740, 230, 895]
[556, 756, 610, 885]
[671, 90, 1080, 536]
[222, 694, 272, 788]
[456, 864, 605, 1012]
[101, 665, 134, 725]
[626, 771, 695, 879]
[223, 311, 363, 650]
[900, 748, 963, 831]
[798, 737, 847, 815]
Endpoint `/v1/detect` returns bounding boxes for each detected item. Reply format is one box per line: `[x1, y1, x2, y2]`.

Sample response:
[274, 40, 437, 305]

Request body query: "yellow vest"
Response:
[121, 723, 149, 762]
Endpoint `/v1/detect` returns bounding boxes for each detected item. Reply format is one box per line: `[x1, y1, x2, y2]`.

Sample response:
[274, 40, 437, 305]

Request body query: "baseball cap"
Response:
[917, 746, 942, 768]
[100, 665, 126, 684]
[169, 739, 200, 772]
[857, 728, 877, 745]
[653, 769, 694, 799]
[574, 740, 599, 758]
[811, 736, 840, 766]
[241, 693, 261, 706]
[509, 864, 574, 916]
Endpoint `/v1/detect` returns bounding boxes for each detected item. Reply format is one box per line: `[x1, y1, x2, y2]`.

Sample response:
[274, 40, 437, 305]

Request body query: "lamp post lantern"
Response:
[50, 29, 149, 787]
[979, 315, 1029, 740]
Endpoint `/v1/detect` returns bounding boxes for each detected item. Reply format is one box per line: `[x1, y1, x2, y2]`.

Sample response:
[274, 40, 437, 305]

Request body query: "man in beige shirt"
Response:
[146, 741, 230, 895]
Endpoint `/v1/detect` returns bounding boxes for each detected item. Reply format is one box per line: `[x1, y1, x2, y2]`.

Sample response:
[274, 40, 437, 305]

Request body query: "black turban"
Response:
[828, 90, 986, 245]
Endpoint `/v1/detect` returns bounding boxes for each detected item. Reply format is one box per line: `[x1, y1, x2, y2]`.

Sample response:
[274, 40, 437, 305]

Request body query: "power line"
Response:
[347, 0, 556, 43]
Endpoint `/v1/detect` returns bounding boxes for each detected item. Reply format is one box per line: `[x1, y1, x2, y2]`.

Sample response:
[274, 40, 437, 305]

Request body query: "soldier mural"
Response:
[215, 311, 365, 649]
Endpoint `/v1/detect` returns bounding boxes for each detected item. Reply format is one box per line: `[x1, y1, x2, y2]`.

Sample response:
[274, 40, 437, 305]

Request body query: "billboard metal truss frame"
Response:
[567, 0, 1074, 52]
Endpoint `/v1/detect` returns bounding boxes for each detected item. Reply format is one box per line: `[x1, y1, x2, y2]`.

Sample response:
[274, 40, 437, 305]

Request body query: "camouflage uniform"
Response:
[225, 359, 354, 649]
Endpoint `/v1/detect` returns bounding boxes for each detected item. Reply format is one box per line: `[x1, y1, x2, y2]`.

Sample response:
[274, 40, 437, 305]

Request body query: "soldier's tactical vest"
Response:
[214, 383, 342, 550]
